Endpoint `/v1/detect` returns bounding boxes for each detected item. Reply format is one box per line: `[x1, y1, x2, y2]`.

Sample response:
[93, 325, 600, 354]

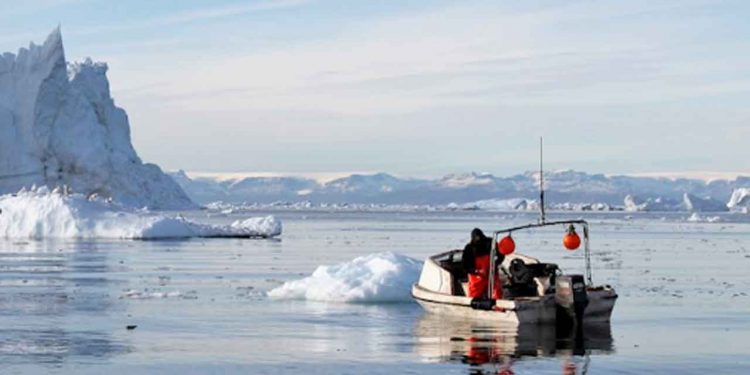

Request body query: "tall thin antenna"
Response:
[539, 137, 546, 224]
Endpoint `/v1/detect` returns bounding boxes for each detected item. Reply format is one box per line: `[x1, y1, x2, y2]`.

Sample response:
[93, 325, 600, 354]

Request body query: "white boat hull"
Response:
[411, 250, 617, 325]
[413, 284, 557, 324]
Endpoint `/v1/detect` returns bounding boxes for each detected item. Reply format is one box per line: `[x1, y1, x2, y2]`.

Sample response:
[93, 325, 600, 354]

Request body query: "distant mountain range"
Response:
[169, 170, 750, 212]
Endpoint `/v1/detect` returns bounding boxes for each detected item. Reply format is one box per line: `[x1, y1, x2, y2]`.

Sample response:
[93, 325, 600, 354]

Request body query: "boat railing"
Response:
[488, 219, 592, 301]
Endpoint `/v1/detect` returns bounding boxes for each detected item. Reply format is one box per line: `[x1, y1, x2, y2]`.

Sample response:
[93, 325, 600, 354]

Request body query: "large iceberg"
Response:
[0, 28, 193, 209]
[0, 187, 281, 239]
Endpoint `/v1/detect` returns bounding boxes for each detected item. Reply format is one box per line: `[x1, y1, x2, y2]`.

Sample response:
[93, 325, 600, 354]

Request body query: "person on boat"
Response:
[462, 228, 492, 273]
[462, 228, 503, 299]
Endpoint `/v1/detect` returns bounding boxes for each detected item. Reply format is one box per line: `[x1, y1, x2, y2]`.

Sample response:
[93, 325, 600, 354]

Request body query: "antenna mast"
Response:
[539, 137, 546, 224]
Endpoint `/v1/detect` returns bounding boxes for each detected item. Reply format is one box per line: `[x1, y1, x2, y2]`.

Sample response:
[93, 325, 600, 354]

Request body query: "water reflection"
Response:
[0, 241, 129, 365]
[0, 329, 125, 364]
[414, 313, 613, 374]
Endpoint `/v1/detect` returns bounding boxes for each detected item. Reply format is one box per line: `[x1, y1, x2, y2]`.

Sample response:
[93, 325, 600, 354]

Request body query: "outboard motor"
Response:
[555, 274, 588, 328]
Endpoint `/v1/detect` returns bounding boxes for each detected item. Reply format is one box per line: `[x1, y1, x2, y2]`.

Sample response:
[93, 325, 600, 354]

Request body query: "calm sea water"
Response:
[1, 211, 749, 374]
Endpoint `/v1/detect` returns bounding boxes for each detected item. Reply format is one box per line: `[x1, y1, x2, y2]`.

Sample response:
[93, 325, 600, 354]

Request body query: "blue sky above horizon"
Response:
[2, 0, 749, 178]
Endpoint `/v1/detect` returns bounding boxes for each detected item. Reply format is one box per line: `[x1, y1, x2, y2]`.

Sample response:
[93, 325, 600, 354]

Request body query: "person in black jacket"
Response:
[462, 228, 494, 275]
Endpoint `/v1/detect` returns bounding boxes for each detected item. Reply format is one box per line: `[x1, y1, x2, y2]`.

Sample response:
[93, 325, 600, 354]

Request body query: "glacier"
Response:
[0, 28, 193, 209]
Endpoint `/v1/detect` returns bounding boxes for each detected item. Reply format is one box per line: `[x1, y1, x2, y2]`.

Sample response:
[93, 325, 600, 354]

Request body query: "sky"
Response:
[1, 0, 749, 178]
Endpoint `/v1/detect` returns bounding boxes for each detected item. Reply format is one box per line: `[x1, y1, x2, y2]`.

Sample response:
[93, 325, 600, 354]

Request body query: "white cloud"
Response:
[42, 0, 746, 174]
[60, 0, 312, 39]
[155, 0, 311, 26]
[107, 0, 749, 118]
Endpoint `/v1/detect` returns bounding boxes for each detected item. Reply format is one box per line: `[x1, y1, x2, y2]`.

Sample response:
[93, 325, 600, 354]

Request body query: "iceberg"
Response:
[686, 212, 721, 223]
[0, 28, 193, 209]
[727, 188, 750, 213]
[464, 198, 530, 211]
[623, 195, 647, 212]
[624, 195, 679, 212]
[681, 193, 728, 212]
[267, 252, 421, 303]
[0, 187, 281, 239]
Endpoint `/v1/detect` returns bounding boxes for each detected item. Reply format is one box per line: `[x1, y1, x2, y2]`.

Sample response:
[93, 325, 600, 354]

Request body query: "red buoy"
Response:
[498, 235, 515, 255]
[563, 225, 581, 250]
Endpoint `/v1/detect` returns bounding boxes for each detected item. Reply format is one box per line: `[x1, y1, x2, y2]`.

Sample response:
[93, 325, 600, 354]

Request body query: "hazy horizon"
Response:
[2, 0, 749, 177]
[181, 169, 750, 183]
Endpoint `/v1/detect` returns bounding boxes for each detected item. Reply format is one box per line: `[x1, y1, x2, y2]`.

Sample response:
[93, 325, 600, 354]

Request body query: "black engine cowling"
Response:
[506, 259, 559, 297]
[555, 274, 588, 327]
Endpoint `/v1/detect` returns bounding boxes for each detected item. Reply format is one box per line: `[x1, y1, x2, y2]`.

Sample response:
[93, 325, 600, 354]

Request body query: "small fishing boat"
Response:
[411, 219, 617, 325]
[411, 139, 617, 326]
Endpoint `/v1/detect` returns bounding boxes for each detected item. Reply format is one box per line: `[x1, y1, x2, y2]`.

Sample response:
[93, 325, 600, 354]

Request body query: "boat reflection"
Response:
[413, 312, 613, 374]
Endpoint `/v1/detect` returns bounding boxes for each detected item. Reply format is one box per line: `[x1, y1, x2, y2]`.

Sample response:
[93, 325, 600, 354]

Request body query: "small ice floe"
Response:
[267, 252, 422, 303]
[686, 212, 721, 223]
[235, 286, 265, 300]
[121, 289, 197, 300]
[0, 187, 281, 239]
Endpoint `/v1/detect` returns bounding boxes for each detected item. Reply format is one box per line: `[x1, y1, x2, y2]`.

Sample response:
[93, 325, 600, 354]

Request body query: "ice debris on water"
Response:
[0, 187, 281, 239]
[121, 289, 198, 300]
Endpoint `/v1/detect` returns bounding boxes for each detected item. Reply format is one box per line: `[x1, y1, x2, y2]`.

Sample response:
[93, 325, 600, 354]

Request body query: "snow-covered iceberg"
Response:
[0, 188, 281, 239]
[267, 252, 421, 303]
[0, 28, 193, 209]
[727, 188, 750, 213]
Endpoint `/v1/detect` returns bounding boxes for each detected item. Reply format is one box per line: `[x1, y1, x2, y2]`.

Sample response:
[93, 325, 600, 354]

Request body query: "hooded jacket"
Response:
[462, 228, 502, 274]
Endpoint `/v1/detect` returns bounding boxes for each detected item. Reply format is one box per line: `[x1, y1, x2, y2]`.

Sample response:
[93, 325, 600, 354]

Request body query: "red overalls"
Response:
[467, 254, 502, 299]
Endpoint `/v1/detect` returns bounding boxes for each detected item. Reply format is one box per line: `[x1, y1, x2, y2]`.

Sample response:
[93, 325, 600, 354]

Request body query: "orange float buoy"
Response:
[563, 224, 581, 250]
[498, 235, 515, 255]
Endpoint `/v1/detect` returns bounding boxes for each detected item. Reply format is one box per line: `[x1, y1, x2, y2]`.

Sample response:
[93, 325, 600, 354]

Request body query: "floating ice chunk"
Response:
[121, 289, 197, 299]
[0, 188, 281, 239]
[230, 216, 282, 238]
[686, 213, 721, 223]
[267, 252, 422, 303]
[462, 198, 530, 211]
